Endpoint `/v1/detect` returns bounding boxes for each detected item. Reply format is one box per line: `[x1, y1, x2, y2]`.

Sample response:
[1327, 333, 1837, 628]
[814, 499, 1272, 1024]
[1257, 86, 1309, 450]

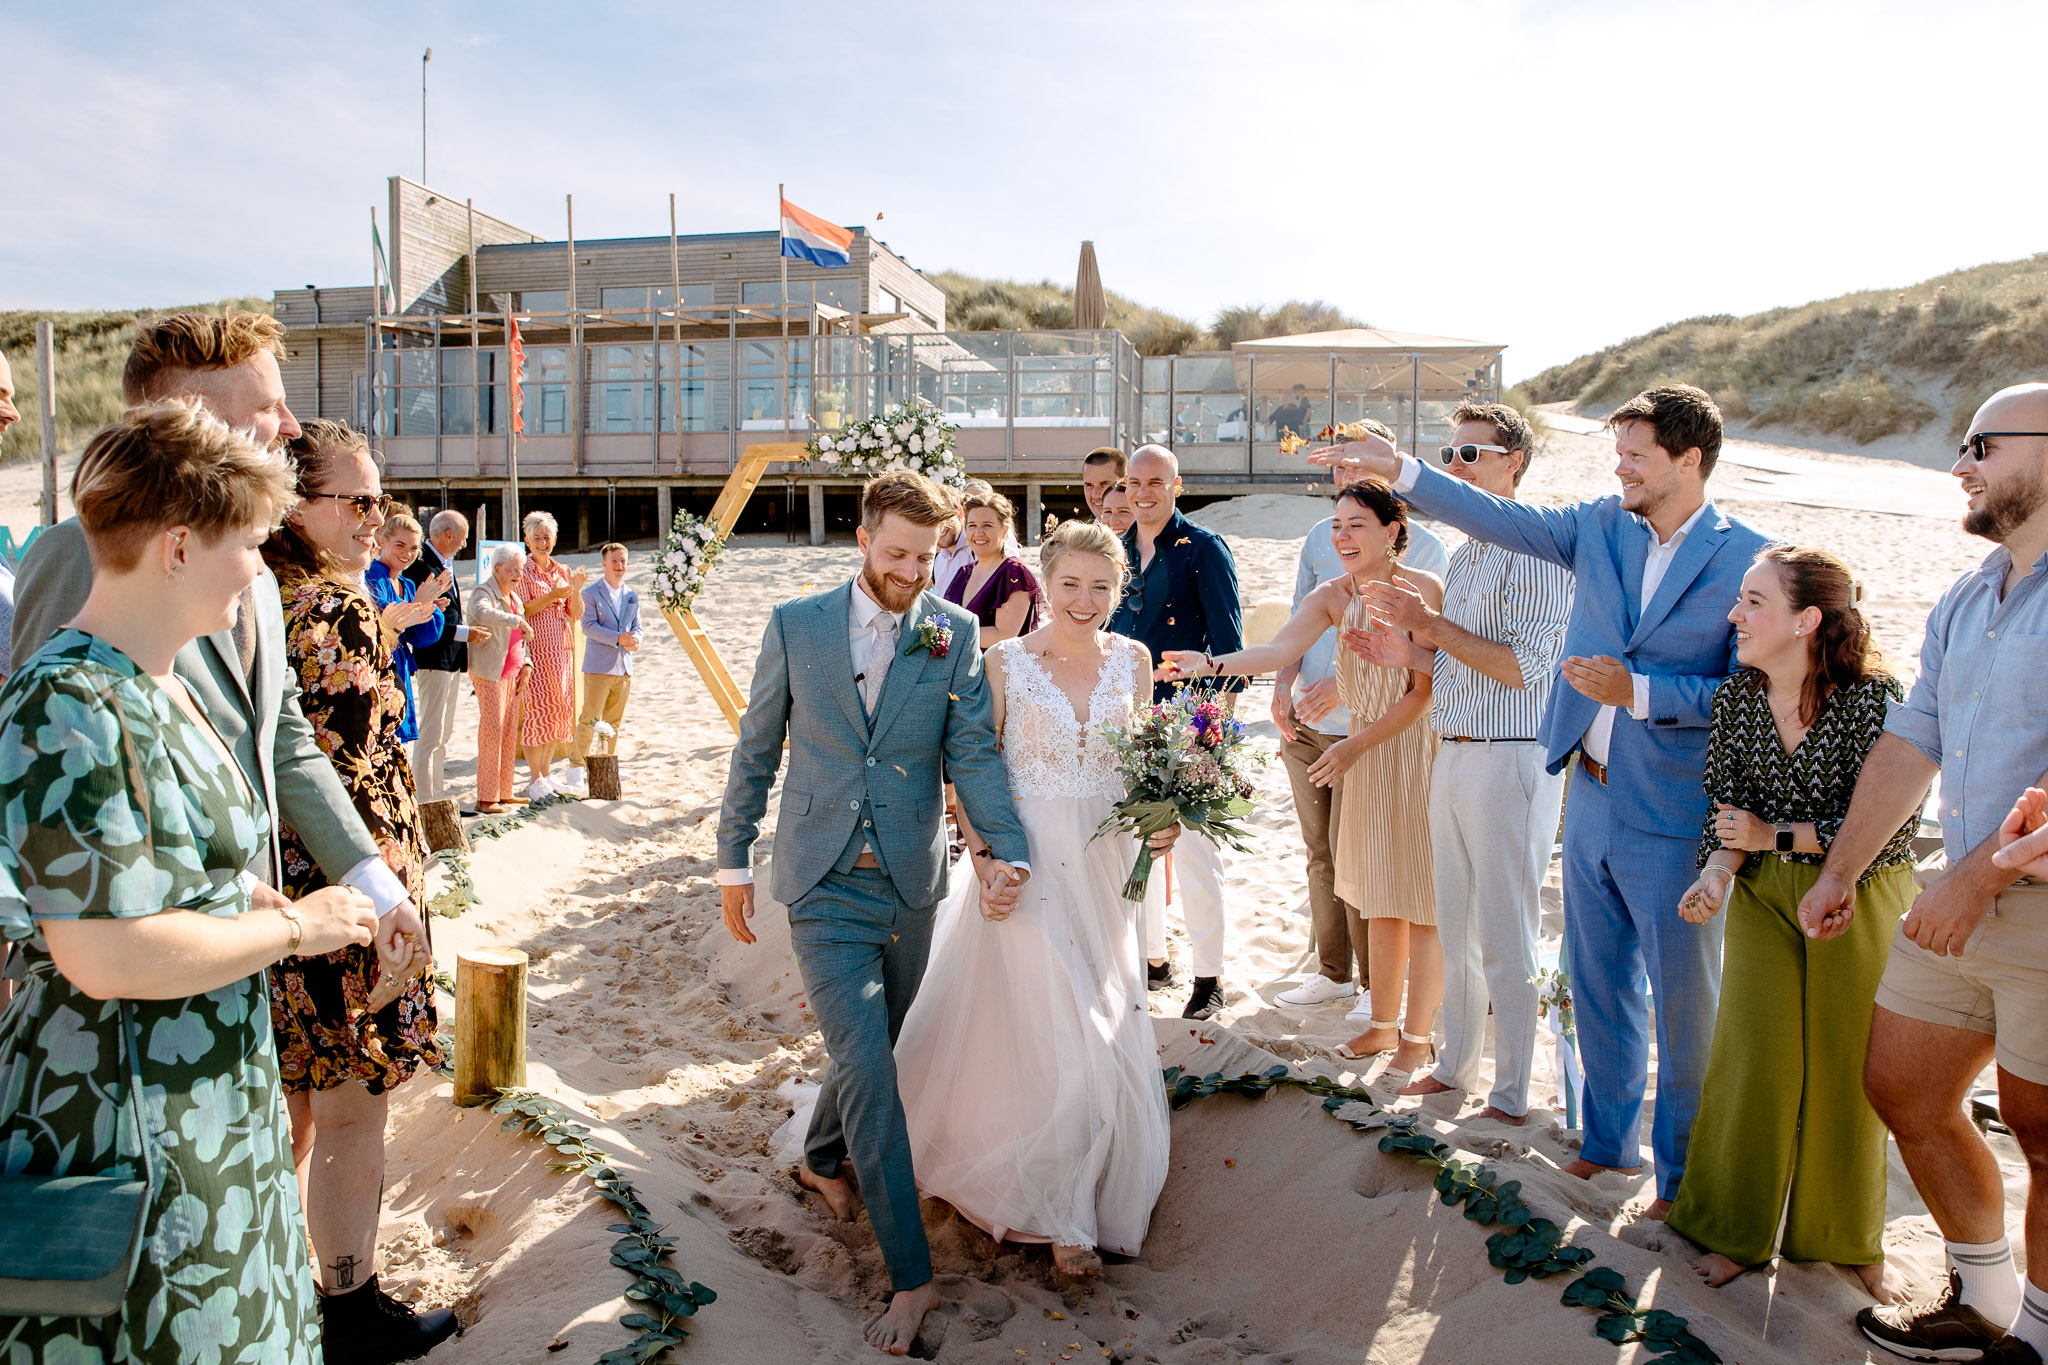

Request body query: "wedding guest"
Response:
[572, 542, 641, 777]
[1272, 420, 1448, 1014]
[1313, 386, 1768, 1212]
[944, 489, 1042, 646]
[264, 420, 458, 1361]
[516, 510, 587, 795]
[932, 504, 973, 603]
[1161, 478, 1444, 1071]
[365, 512, 449, 746]
[1660, 545, 1912, 1300]
[8, 310, 427, 1015]
[469, 544, 531, 814]
[1270, 384, 1315, 441]
[1112, 444, 1244, 1019]
[1346, 404, 1575, 1124]
[0, 347, 18, 444]
[0, 401, 385, 1365]
[406, 510, 487, 807]
[1098, 481, 1137, 538]
[1082, 445, 1127, 521]
[1803, 385, 2048, 1365]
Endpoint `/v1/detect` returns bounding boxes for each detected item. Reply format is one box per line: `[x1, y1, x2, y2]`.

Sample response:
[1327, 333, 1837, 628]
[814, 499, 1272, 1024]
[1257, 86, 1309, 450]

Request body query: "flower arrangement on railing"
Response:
[803, 397, 964, 487]
[651, 509, 727, 616]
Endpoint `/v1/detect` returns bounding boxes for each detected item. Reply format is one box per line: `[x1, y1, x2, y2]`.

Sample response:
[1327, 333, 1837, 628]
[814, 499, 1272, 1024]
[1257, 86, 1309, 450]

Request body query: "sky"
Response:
[6, 0, 2045, 380]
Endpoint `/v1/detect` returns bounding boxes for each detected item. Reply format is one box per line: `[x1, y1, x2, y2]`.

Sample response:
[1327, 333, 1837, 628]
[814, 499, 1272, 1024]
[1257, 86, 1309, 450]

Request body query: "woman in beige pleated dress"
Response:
[1157, 476, 1441, 1077]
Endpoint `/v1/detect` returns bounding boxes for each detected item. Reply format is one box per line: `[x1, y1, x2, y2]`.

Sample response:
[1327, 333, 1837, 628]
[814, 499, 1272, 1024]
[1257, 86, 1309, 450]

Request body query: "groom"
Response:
[719, 471, 1031, 1355]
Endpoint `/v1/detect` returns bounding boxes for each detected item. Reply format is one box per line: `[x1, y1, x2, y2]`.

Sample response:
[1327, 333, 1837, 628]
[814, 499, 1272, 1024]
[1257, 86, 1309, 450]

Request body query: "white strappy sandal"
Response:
[1329, 1019, 1401, 1062]
[1377, 1029, 1439, 1081]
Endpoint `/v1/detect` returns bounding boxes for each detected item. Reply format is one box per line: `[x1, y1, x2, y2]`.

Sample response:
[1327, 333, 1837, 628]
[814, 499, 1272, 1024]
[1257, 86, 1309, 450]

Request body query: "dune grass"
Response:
[930, 271, 1365, 358]
[1522, 254, 2048, 444]
[0, 298, 270, 464]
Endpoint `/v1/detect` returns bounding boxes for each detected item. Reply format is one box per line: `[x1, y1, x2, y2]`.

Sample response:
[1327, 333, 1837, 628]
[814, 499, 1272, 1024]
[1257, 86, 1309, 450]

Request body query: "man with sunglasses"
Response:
[1310, 385, 1767, 1214]
[1340, 403, 1575, 1126]
[12, 315, 436, 1066]
[1801, 385, 2048, 1365]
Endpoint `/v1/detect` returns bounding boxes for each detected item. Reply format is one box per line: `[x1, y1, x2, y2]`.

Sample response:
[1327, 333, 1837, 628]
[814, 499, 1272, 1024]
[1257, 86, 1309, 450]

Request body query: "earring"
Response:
[165, 569, 183, 586]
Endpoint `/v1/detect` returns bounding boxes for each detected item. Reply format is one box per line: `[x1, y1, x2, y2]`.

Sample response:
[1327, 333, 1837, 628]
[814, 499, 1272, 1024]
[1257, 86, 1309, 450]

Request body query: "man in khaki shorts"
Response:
[1801, 383, 2048, 1365]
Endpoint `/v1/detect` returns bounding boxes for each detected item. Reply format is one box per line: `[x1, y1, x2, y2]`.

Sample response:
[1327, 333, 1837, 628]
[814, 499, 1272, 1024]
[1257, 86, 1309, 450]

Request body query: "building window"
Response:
[518, 290, 567, 316]
[519, 346, 572, 434]
[599, 284, 714, 322]
[440, 347, 506, 435]
[871, 287, 899, 316]
[743, 339, 809, 425]
[741, 279, 859, 312]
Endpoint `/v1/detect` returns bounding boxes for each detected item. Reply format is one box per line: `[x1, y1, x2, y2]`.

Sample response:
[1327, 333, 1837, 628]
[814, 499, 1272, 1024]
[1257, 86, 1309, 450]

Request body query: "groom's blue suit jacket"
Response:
[1398, 460, 1771, 840]
[719, 581, 1028, 909]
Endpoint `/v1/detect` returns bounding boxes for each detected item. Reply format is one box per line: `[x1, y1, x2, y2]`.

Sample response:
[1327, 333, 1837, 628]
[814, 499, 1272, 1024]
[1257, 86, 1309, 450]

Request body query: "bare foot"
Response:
[1642, 1198, 1673, 1221]
[1399, 1073, 1458, 1098]
[797, 1163, 860, 1222]
[1847, 1260, 1909, 1303]
[1476, 1105, 1528, 1126]
[1052, 1244, 1103, 1277]
[1691, 1252, 1752, 1287]
[1388, 1039, 1434, 1074]
[1561, 1157, 1642, 1180]
[865, 1281, 940, 1356]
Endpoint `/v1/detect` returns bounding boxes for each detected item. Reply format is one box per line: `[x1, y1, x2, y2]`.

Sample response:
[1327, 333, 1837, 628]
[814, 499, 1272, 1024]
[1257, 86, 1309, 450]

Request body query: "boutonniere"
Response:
[906, 614, 953, 659]
[1174, 537, 1191, 547]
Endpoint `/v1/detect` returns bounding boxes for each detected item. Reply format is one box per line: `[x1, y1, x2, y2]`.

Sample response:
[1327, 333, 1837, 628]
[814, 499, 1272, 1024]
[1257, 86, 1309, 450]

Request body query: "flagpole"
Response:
[778, 183, 790, 438]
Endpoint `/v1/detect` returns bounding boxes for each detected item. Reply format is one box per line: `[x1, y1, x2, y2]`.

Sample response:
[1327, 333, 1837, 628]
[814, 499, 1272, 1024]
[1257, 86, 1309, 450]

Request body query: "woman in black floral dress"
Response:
[263, 420, 457, 1360]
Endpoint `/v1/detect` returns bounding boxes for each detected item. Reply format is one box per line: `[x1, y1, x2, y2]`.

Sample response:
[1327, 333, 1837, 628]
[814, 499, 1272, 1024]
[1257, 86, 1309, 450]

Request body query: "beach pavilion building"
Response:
[275, 177, 1504, 546]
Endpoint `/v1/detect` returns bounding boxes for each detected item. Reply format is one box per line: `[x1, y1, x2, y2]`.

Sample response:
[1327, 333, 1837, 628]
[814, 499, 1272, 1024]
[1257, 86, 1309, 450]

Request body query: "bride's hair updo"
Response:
[1040, 519, 1128, 601]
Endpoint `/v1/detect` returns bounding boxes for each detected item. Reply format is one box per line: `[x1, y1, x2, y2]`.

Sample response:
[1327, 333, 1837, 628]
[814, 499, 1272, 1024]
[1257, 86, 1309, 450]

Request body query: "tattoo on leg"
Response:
[329, 1254, 362, 1289]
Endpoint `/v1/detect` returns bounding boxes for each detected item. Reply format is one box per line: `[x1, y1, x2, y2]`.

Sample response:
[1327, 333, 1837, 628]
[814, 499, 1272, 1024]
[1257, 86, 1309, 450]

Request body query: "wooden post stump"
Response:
[419, 798, 468, 853]
[585, 754, 621, 800]
[454, 948, 528, 1106]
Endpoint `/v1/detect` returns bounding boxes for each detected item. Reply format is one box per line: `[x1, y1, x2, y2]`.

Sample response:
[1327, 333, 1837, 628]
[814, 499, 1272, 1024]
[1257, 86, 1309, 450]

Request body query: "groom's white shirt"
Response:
[716, 573, 1026, 885]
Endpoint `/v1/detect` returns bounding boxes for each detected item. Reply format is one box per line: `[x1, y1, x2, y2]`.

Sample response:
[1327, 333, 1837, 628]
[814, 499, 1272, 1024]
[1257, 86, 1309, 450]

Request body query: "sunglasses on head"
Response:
[1958, 432, 2048, 462]
[1439, 443, 1508, 465]
[305, 492, 394, 520]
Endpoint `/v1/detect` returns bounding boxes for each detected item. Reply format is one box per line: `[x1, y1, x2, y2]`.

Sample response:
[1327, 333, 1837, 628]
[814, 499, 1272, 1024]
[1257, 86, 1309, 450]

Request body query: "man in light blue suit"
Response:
[719, 471, 1030, 1355]
[1316, 386, 1771, 1209]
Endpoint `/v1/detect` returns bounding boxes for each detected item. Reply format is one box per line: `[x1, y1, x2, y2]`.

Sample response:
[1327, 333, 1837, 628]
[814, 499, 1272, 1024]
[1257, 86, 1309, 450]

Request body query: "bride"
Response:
[894, 519, 1177, 1277]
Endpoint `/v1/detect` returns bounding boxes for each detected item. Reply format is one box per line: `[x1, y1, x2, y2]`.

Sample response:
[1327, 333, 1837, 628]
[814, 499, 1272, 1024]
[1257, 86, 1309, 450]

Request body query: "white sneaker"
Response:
[1275, 975, 1358, 1007]
[564, 766, 587, 789]
[1344, 999, 1376, 1023]
[526, 777, 557, 801]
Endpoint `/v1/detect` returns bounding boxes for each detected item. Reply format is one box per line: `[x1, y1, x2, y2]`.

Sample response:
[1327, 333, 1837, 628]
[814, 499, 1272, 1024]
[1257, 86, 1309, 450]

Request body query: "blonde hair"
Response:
[860, 470, 959, 531]
[378, 511, 422, 541]
[1039, 518, 1128, 593]
[522, 509, 559, 539]
[73, 400, 297, 573]
[961, 488, 1015, 533]
[122, 311, 286, 404]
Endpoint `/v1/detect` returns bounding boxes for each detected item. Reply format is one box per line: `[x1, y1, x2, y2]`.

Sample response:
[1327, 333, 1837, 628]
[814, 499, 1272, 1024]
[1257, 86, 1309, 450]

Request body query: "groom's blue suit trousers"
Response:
[789, 867, 937, 1291]
[1561, 768, 1724, 1201]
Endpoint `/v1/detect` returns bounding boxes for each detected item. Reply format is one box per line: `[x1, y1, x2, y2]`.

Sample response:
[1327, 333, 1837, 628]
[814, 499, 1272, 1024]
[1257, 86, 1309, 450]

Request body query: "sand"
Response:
[3, 422, 2027, 1363]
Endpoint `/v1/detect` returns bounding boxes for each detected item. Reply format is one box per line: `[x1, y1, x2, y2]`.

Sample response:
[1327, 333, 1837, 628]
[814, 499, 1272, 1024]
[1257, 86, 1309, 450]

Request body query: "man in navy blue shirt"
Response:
[1110, 445, 1244, 1018]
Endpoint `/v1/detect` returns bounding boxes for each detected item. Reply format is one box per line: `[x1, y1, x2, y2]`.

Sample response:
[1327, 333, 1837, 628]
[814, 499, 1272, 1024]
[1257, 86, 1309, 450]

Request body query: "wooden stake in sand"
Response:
[585, 754, 621, 800]
[418, 797, 469, 853]
[454, 948, 529, 1106]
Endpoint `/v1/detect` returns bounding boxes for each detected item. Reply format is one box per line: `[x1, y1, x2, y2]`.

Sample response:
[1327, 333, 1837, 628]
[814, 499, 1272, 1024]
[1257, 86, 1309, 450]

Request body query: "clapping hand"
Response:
[1992, 786, 2048, 878]
[424, 567, 456, 601]
[1362, 580, 1434, 637]
[566, 568, 590, 597]
[1340, 623, 1427, 672]
[1561, 655, 1633, 707]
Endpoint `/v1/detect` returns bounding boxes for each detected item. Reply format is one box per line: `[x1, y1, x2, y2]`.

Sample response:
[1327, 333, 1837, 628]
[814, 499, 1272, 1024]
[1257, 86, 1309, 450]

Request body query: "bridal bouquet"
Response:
[803, 397, 965, 488]
[1094, 693, 1266, 902]
[650, 508, 726, 615]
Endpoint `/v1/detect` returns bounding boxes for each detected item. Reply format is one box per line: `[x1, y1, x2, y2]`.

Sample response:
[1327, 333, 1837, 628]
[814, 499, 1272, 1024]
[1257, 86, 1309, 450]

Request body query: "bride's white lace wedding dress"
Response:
[894, 633, 1171, 1256]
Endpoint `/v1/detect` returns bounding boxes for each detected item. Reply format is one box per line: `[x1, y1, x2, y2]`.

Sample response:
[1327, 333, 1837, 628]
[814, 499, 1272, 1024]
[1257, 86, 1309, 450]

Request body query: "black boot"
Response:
[1146, 958, 1176, 991]
[320, 1274, 461, 1365]
[1182, 976, 1226, 1020]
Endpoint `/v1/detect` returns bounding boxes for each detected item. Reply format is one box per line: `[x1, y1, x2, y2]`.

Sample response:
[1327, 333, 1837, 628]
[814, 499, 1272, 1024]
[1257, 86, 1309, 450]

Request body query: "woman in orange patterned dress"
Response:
[516, 509, 586, 795]
[263, 421, 450, 1347]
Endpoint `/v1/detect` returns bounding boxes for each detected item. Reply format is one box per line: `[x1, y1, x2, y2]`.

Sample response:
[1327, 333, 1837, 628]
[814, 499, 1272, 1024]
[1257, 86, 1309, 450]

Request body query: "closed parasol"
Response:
[1074, 240, 1106, 331]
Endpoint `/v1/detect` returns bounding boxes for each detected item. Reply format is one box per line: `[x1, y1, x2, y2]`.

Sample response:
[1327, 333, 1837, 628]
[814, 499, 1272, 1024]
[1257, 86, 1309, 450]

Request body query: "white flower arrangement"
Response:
[650, 508, 727, 615]
[803, 397, 964, 488]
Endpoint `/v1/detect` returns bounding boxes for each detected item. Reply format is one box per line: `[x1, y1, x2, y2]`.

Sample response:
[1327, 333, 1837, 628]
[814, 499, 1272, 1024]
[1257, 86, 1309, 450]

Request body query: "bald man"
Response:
[1108, 444, 1244, 1019]
[1806, 385, 2048, 1363]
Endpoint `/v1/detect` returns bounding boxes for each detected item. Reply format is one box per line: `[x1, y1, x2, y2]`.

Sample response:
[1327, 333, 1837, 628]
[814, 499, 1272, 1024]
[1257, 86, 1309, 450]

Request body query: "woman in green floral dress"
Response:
[0, 402, 380, 1363]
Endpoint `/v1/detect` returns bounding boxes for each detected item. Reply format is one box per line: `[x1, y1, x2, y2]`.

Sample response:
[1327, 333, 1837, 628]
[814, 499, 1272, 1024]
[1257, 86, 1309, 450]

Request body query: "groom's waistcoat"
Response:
[718, 582, 1028, 909]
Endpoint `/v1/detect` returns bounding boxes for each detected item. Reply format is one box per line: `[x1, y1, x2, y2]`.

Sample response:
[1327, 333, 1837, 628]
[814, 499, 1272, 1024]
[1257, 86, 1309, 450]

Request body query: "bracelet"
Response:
[278, 905, 304, 958]
[1701, 866, 1735, 890]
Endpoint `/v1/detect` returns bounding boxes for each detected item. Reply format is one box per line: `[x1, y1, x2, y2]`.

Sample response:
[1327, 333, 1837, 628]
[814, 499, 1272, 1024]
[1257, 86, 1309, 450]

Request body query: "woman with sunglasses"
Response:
[262, 420, 457, 1358]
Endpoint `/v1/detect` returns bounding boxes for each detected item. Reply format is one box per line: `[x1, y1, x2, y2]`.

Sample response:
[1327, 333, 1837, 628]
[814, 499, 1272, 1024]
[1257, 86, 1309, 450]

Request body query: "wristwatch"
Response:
[1774, 824, 1795, 857]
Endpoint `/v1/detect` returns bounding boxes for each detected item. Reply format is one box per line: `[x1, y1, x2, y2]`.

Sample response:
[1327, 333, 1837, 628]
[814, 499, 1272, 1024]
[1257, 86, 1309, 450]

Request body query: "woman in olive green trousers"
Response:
[1668, 545, 1919, 1302]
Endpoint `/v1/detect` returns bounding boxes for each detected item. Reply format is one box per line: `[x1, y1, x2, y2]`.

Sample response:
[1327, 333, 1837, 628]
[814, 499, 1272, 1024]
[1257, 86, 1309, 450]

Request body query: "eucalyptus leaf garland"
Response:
[426, 792, 584, 918]
[1162, 1066, 1722, 1365]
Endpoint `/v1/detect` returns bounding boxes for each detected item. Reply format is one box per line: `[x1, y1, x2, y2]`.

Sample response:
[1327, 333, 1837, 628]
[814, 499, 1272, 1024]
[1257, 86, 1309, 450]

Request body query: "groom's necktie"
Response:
[860, 613, 898, 718]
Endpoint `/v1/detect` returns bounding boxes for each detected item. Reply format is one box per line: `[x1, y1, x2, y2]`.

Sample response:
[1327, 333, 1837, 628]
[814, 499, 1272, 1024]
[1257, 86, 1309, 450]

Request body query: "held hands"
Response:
[293, 885, 380, 957]
[1561, 655, 1633, 708]
[377, 899, 431, 979]
[1992, 786, 2048, 878]
[1305, 735, 1363, 788]
[1678, 869, 1732, 924]
[722, 883, 756, 944]
[977, 857, 1030, 922]
[1711, 803, 1773, 852]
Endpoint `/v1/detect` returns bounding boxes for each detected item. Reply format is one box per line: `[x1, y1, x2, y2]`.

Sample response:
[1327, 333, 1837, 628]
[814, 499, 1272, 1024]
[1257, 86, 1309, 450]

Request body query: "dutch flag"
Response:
[780, 195, 854, 269]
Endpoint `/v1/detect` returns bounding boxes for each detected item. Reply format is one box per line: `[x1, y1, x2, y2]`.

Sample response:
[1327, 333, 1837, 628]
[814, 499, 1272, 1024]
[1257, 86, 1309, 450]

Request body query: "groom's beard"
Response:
[860, 559, 926, 614]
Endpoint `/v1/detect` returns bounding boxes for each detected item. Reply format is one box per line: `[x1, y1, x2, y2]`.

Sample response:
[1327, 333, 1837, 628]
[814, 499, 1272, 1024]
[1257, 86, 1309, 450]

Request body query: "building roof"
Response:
[1228, 326, 1503, 357]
